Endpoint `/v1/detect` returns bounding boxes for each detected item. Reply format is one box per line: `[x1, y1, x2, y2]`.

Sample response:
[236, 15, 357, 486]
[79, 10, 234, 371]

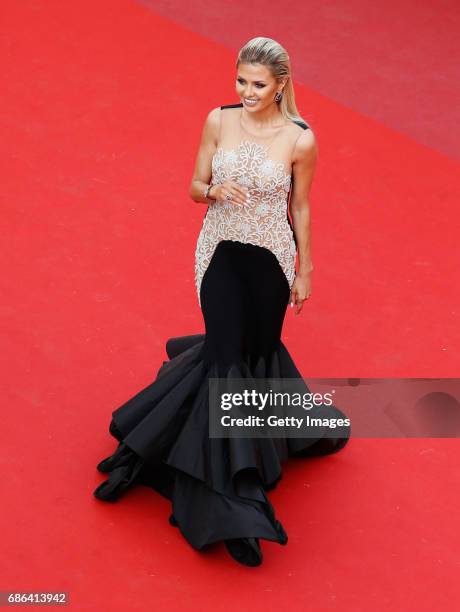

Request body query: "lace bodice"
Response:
[194, 104, 309, 307]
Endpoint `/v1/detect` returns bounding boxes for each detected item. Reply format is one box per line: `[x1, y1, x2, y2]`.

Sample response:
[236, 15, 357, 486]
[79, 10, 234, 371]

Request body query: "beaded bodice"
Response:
[194, 104, 309, 306]
[211, 139, 292, 214]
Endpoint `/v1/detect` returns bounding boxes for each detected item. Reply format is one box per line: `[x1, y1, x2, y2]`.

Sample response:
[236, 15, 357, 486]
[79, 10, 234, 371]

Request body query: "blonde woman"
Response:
[94, 37, 350, 567]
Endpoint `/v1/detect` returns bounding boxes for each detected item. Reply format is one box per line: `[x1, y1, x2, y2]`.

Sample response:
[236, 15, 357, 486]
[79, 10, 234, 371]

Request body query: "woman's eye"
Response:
[237, 79, 265, 88]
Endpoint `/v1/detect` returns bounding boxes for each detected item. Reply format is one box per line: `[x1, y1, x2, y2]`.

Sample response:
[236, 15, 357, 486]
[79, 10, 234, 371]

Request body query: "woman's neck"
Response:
[240, 105, 286, 130]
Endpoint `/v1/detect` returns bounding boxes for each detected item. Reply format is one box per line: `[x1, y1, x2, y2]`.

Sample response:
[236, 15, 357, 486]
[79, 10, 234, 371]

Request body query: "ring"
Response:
[225, 193, 233, 201]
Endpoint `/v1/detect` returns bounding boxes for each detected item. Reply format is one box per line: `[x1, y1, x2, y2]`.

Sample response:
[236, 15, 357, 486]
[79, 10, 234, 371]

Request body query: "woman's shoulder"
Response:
[289, 115, 315, 145]
[203, 106, 222, 132]
[290, 116, 311, 131]
[292, 125, 317, 165]
[206, 103, 241, 117]
[204, 103, 240, 135]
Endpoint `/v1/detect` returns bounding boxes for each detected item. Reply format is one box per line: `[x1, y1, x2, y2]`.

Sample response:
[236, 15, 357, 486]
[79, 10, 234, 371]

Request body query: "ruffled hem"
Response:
[93, 334, 350, 550]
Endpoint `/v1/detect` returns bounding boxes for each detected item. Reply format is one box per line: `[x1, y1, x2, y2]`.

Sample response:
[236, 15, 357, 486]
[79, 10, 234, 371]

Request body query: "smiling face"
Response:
[236, 63, 285, 111]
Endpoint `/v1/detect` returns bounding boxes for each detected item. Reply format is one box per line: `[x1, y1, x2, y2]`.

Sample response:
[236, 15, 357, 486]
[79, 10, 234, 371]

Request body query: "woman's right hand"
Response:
[210, 181, 250, 206]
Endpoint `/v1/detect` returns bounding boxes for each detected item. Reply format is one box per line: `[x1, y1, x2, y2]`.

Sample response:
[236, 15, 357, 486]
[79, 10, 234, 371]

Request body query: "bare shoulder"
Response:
[206, 106, 222, 130]
[292, 125, 318, 165]
[200, 106, 222, 148]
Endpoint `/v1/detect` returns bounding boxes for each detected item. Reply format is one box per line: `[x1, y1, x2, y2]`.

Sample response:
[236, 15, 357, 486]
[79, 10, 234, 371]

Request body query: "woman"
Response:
[93, 37, 351, 567]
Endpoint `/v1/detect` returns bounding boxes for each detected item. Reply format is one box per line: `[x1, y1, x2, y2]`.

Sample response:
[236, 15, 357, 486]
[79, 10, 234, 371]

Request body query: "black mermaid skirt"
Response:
[93, 240, 351, 550]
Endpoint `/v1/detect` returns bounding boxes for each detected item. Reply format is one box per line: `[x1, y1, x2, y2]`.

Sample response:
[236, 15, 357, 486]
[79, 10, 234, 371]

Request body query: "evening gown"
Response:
[93, 103, 351, 561]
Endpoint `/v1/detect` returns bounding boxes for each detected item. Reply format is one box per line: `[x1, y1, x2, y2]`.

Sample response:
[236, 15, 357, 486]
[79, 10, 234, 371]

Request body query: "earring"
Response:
[275, 91, 283, 102]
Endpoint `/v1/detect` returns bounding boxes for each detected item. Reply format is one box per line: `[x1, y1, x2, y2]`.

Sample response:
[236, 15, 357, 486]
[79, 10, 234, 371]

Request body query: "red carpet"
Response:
[2, 0, 459, 609]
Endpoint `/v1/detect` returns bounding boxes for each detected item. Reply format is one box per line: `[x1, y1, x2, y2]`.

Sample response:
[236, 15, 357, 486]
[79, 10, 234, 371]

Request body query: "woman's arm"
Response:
[189, 107, 221, 205]
[289, 129, 318, 276]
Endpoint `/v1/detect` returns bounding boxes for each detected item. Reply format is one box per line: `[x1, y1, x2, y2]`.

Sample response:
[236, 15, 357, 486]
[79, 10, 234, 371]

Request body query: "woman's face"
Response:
[236, 63, 284, 111]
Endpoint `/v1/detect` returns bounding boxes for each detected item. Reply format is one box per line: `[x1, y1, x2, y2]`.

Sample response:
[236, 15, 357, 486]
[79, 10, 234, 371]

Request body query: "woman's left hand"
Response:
[290, 273, 312, 315]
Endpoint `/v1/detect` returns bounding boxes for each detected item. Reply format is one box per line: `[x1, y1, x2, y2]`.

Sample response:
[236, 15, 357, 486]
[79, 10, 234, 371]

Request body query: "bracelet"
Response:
[203, 184, 213, 200]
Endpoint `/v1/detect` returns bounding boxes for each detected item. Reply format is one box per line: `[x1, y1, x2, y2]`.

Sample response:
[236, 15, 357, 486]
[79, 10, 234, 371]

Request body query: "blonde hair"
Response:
[236, 37, 308, 127]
